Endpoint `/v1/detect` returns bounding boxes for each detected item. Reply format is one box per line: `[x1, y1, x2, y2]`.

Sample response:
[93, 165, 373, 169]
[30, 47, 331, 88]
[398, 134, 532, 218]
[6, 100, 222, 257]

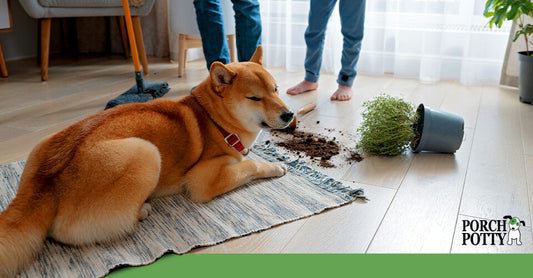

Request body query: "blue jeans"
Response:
[304, 0, 366, 87]
[193, 0, 262, 70]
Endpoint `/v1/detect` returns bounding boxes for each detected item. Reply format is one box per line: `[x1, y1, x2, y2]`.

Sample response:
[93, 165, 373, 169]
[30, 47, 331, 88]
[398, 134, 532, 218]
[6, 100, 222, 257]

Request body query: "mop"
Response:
[105, 0, 170, 110]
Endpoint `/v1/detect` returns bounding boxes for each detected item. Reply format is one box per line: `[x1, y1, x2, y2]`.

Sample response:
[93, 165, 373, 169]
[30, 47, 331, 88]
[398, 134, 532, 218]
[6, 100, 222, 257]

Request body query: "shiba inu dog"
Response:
[0, 46, 293, 277]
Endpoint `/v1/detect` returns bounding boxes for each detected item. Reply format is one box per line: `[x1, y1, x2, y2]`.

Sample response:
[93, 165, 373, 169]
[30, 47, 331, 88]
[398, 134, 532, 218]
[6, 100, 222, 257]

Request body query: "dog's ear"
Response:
[210, 62, 236, 95]
[249, 45, 263, 65]
[503, 215, 512, 220]
[520, 220, 526, 226]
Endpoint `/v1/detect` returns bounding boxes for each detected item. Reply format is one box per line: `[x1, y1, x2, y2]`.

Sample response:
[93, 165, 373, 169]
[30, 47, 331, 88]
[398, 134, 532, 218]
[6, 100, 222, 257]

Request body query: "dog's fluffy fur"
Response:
[0, 46, 292, 277]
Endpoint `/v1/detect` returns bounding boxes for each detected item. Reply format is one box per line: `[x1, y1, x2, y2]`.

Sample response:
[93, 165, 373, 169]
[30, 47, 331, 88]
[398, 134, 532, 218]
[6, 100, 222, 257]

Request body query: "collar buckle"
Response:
[224, 134, 241, 147]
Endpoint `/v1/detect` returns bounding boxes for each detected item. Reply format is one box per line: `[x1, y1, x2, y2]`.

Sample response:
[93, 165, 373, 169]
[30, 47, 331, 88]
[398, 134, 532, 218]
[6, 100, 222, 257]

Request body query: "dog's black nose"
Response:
[280, 111, 294, 123]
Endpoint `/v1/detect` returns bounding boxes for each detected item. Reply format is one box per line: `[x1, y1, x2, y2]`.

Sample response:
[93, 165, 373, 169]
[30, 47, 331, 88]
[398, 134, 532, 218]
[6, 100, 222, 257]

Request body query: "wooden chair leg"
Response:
[184, 49, 188, 69]
[131, 16, 148, 75]
[227, 34, 237, 63]
[0, 40, 8, 78]
[40, 18, 51, 81]
[178, 34, 186, 77]
[117, 16, 129, 59]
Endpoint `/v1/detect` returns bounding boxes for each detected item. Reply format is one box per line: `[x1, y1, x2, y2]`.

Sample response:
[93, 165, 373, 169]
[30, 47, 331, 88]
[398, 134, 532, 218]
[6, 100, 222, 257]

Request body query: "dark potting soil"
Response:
[270, 129, 363, 168]
[275, 131, 339, 168]
[347, 151, 364, 163]
[411, 104, 425, 150]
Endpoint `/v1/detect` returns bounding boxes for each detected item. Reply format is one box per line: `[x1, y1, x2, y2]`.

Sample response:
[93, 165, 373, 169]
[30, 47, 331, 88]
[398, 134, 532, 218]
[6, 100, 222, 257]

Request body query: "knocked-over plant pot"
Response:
[411, 104, 464, 153]
[518, 51, 533, 104]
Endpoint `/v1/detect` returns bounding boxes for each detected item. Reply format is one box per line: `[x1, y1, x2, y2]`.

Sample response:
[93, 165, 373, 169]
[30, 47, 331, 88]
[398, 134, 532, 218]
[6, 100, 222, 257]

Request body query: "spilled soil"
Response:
[270, 129, 363, 168]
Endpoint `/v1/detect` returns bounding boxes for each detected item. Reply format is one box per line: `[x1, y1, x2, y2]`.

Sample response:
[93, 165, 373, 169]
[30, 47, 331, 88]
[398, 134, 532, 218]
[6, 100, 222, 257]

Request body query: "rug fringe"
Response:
[252, 144, 368, 201]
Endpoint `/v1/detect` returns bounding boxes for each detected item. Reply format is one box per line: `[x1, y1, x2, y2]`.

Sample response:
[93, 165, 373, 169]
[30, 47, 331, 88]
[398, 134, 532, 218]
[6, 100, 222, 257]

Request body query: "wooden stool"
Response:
[177, 34, 236, 77]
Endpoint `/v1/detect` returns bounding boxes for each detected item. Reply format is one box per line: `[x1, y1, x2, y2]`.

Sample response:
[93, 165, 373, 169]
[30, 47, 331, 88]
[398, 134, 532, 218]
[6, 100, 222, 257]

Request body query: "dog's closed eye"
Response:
[247, 96, 262, 101]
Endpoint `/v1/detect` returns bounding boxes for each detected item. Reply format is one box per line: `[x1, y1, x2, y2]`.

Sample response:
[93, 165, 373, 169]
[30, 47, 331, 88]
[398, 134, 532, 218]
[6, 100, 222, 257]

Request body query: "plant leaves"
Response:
[507, 4, 519, 20]
[494, 8, 507, 27]
[356, 94, 417, 156]
[484, 0, 496, 15]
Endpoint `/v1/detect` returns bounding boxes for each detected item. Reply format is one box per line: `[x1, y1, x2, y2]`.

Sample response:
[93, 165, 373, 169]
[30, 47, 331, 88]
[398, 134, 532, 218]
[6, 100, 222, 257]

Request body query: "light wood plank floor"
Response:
[1, 55, 532, 254]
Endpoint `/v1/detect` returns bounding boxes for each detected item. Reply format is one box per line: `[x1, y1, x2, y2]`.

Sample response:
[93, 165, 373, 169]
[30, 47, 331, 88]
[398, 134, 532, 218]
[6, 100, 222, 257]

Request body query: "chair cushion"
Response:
[20, 0, 154, 18]
[38, 0, 144, 8]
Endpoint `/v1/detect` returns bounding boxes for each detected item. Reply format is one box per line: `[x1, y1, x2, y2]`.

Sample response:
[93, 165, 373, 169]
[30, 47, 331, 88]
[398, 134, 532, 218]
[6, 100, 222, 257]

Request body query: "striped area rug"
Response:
[0, 144, 365, 278]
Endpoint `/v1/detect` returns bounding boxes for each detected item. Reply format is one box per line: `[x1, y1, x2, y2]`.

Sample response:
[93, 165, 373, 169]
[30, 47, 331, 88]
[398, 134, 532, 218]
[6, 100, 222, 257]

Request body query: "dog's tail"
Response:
[0, 178, 57, 278]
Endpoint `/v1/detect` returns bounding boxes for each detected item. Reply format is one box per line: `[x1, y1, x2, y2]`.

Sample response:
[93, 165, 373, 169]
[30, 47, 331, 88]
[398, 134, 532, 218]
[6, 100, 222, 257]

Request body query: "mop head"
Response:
[105, 80, 170, 110]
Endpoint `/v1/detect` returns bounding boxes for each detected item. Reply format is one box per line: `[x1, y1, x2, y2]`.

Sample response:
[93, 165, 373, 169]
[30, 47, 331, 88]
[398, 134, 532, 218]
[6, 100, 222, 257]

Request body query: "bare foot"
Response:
[330, 84, 353, 101]
[286, 80, 318, 95]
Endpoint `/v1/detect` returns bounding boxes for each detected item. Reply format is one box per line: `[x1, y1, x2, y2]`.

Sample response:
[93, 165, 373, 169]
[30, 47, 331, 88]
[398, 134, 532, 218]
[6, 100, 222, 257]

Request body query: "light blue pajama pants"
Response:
[304, 0, 366, 87]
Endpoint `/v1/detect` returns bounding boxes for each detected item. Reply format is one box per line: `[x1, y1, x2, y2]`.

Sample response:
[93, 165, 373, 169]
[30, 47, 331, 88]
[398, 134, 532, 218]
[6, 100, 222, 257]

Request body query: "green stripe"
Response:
[108, 253, 530, 277]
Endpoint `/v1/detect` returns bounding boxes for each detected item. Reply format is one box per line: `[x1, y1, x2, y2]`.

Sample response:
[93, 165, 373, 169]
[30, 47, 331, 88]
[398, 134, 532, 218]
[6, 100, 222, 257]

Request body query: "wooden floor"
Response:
[1, 55, 532, 254]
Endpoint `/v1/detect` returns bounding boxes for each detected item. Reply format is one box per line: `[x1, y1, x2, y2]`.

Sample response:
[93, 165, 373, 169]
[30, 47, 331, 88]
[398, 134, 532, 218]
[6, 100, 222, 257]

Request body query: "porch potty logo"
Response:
[462, 215, 526, 246]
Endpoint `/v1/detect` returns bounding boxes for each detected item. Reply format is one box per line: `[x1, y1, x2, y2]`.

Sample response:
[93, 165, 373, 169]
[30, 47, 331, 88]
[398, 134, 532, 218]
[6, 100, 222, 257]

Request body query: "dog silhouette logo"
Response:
[503, 215, 525, 246]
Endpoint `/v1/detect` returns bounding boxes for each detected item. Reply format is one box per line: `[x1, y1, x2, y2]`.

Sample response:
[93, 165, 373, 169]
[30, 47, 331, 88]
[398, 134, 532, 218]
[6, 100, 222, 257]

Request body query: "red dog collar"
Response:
[214, 123, 249, 155]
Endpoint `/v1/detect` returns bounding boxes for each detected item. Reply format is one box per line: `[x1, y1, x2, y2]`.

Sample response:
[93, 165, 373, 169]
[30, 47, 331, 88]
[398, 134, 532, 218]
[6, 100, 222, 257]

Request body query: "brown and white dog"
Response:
[0, 46, 293, 277]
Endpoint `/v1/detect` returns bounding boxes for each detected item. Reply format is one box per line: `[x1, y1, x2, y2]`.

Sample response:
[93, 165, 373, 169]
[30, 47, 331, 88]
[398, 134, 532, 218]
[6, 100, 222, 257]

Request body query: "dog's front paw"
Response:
[269, 162, 287, 177]
[138, 203, 152, 221]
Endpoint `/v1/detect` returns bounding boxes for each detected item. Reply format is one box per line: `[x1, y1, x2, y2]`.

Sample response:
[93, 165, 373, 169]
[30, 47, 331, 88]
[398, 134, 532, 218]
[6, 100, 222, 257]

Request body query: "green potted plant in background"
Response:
[484, 0, 533, 104]
[356, 95, 464, 156]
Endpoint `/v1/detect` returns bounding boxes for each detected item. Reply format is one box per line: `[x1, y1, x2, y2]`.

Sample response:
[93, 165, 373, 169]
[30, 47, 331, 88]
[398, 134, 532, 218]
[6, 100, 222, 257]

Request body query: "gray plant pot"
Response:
[411, 104, 464, 153]
[518, 51, 533, 104]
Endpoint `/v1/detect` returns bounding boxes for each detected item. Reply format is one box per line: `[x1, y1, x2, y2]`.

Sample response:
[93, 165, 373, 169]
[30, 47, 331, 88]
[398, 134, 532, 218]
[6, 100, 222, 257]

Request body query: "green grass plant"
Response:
[356, 94, 417, 156]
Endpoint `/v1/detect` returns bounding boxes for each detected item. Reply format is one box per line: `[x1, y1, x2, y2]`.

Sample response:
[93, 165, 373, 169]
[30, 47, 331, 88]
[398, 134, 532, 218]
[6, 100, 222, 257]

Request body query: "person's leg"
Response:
[287, 0, 337, 95]
[194, 0, 230, 69]
[331, 0, 366, 101]
[231, 0, 262, 62]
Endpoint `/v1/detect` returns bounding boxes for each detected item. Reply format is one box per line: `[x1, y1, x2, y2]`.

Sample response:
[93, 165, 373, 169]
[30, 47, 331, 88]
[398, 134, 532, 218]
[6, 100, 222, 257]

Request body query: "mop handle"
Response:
[122, 0, 141, 73]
